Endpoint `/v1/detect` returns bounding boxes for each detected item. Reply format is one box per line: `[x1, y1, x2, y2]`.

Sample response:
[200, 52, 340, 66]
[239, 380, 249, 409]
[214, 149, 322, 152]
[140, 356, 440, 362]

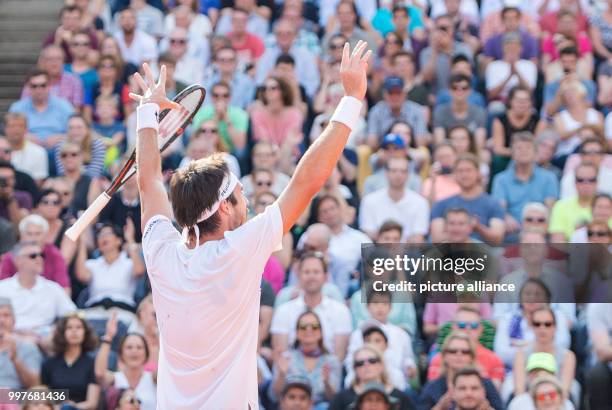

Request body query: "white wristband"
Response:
[136, 103, 160, 132]
[330, 96, 362, 131]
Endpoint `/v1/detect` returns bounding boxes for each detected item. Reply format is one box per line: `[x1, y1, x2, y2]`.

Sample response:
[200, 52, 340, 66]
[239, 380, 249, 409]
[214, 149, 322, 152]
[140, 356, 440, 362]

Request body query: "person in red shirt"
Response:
[427, 306, 505, 389]
[227, 8, 265, 66]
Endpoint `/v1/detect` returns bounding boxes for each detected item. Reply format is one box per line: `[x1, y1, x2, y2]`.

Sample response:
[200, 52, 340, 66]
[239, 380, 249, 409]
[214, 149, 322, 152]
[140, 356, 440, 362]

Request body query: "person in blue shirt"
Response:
[9, 70, 74, 150]
[431, 154, 505, 245]
[492, 132, 559, 242]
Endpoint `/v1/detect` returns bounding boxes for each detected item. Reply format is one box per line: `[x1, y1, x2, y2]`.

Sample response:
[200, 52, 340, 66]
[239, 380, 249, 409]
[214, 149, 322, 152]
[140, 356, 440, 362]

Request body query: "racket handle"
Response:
[65, 193, 112, 241]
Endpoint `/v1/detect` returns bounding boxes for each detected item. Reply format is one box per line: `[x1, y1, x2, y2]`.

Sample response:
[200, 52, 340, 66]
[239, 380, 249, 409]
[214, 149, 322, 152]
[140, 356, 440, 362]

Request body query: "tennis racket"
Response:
[64, 84, 206, 241]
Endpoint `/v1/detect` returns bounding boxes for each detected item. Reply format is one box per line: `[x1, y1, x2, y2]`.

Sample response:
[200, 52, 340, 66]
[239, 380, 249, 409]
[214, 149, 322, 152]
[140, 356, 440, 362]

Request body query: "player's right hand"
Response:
[340, 40, 371, 101]
[129, 63, 180, 111]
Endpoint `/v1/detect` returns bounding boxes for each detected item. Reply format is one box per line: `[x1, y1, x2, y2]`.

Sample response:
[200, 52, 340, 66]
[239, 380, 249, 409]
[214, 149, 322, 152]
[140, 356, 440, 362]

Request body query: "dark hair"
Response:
[444, 207, 471, 220]
[449, 125, 479, 157]
[593, 193, 612, 209]
[261, 76, 294, 106]
[232, 6, 250, 16]
[519, 278, 552, 304]
[391, 50, 414, 65]
[556, 8, 576, 20]
[275, 53, 295, 67]
[170, 155, 238, 237]
[0, 160, 15, 172]
[559, 46, 578, 57]
[580, 137, 605, 152]
[531, 306, 556, 325]
[27, 69, 48, 82]
[52, 313, 99, 354]
[293, 310, 327, 352]
[392, 4, 409, 16]
[316, 194, 341, 214]
[452, 366, 484, 386]
[298, 251, 328, 273]
[363, 326, 388, 343]
[158, 52, 177, 66]
[384, 32, 404, 49]
[450, 73, 471, 86]
[508, 85, 532, 107]
[60, 5, 81, 17]
[576, 160, 599, 176]
[501, 6, 521, 17]
[451, 54, 470, 66]
[35, 189, 61, 207]
[378, 220, 403, 237]
[212, 81, 231, 94]
[214, 46, 236, 60]
[366, 288, 392, 304]
[118, 333, 150, 362]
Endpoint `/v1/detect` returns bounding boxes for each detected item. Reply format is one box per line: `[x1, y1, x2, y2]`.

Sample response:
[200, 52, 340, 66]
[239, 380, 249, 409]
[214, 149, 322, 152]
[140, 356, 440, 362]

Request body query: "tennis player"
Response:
[130, 41, 371, 409]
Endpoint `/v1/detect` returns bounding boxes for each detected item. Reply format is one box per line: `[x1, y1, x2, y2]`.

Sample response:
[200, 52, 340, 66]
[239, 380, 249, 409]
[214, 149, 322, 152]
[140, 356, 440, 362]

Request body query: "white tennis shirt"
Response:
[142, 203, 283, 409]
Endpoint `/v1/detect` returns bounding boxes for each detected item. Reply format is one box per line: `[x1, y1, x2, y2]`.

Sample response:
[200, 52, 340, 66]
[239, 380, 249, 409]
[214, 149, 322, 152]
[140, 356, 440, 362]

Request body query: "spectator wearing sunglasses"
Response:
[269, 310, 341, 407]
[330, 345, 415, 410]
[427, 306, 504, 390]
[114, 388, 142, 410]
[560, 138, 612, 199]
[0, 241, 76, 338]
[570, 194, 611, 243]
[164, 27, 204, 85]
[64, 30, 99, 101]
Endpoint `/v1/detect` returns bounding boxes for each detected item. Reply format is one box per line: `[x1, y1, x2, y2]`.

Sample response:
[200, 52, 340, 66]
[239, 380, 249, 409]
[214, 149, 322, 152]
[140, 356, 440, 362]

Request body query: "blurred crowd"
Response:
[0, 0, 611, 409]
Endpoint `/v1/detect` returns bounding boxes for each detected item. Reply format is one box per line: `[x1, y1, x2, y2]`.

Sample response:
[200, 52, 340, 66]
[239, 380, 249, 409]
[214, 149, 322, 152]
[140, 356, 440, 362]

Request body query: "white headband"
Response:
[181, 172, 240, 246]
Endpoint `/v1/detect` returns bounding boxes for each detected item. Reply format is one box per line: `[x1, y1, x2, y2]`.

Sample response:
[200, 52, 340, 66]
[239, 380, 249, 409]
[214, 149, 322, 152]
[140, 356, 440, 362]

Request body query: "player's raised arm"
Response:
[277, 41, 371, 234]
[129, 64, 179, 231]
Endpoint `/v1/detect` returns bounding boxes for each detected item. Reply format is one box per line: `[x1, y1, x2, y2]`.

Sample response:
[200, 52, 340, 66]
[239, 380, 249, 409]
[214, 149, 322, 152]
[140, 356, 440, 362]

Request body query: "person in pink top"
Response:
[250, 76, 304, 145]
[227, 7, 265, 65]
[0, 214, 70, 294]
[421, 142, 461, 204]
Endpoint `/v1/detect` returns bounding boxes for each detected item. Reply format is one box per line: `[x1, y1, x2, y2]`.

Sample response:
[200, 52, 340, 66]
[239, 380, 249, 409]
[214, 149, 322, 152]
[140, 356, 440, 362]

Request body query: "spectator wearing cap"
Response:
[0, 297, 42, 389]
[9, 70, 74, 148]
[360, 156, 430, 243]
[419, 14, 473, 96]
[482, 5, 539, 64]
[351, 382, 400, 410]
[271, 252, 352, 360]
[431, 154, 505, 245]
[549, 162, 598, 242]
[345, 291, 417, 391]
[0, 241, 76, 338]
[164, 27, 204, 85]
[256, 19, 320, 99]
[0, 161, 32, 226]
[279, 375, 314, 410]
[492, 133, 559, 239]
[433, 74, 486, 147]
[330, 345, 415, 410]
[113, 8, 158, 66]
[75, 222, 144, 312]
[1, 115, 48, 183]
[560, 138, 612, 199]
[585, 303, 612, 409]
[419, 332, 503, 410]
[270, 310, 341, 407]
[452, 367, 497, 410]
[485, 32, 538, 104]
[421, 142, 461, 204]
[426, 306, 504, 389]
[363, 133, 423, 196]
[0, 215, 70, 294]
[367, 76, 429, 148]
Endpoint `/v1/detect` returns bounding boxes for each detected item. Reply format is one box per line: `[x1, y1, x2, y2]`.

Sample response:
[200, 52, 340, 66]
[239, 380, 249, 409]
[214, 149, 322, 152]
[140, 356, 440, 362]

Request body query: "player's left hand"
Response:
[129, 63, 180, 111]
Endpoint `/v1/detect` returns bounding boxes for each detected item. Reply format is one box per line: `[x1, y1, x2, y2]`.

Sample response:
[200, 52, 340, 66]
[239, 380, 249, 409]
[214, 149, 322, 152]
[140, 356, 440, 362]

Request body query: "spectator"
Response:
[560, 138, 612, 198]
[241, 141, 290, 198]
[330, 345, 415, 410]
[113, 388, 144, 410]
[480, 1, 541, 41]
[0, 241, 75, 337]
[423, 301, 493, 340]
[279, 375, 314, 410]
[445, 0, 480, 53]
[1, 114, 49, 182]
[492, 133, 559, 237]
[163, 3, 212, 49]
[249, 76, 304, 145]
[226, 8, 266, 66]
[494, 279, 571, 367]
[43, 5, 99, 63]
[269, 310, 341, 406]
[96, 313, 157, 410]
[203, 46, 256, 109]
[192, 81, 248, 156]
[155, 53, 188, 101]
[570, 193, 612, 242]
[512, 307, 577, 403]
[0, 297, 41, 389]
[586, 303, 612, 409]
[426, 306, 504, 388]
[385, 3, 427, 44]
[257, 19, 320, 99]
[215, 1, 269, 39]
[98, 37, 139, 86]
[41, 313, 100, 408]
[452, 367, 499, 410]
[528, 375, 569, 410]
[88, 55, 126, 121]
[165, 27, 204, 85]
[55, 142, 101, 216]
[33, 189, 73, 254]
[360, 156, 430, 242]
[0, 136, 39, 201]
[115, 0, 164, 38]
[75, 222, 145, 312]
[114, 8, 158, 66]
[54, 114, 107, 178]
[64, 30, 99, 102]
[179, 123, 241, 177]
[9, 70, 74, 149]
[92, 95, 127, 165]
[351, 381, 403, 410]
[367, 76, 428, 147]
[322, 1, 378, 54]
[370, 32, 407, 98]
[485, 33, 538, 104]
[0, 161, 31, 225]
[549, 162, 598, 242]
[482, 5, 539, 63]
[433, 74, 486, 146]
[443, 207, 479, 243]
[435, 54, 487, 109]
[430, 154, 505, 245]
[418, 332, 503, 410]
[535, 130, 563, 179]
[129, 295, 160, 370]
[271, 252, 352, 360]
[391, 51, 430, 110]
[99, 175, 142, 242]
[419, 14, 473, 95]
[421, 142, 461, 204]
[0, 214, 70, 294]
[448, 125, 490, 183]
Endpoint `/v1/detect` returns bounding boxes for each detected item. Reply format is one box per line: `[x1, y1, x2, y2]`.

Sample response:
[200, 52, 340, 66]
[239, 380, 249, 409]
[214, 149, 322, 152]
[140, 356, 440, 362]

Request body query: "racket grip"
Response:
[64, 193, 112, 241]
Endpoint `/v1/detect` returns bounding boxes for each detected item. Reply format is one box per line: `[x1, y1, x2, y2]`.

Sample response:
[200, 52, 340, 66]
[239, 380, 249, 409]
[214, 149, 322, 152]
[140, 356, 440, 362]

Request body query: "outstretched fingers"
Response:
[142, 63, 156, 86]
[341, 43, 350, 71]
[133, 72, 148, 93]
[157, 65, 167, 88]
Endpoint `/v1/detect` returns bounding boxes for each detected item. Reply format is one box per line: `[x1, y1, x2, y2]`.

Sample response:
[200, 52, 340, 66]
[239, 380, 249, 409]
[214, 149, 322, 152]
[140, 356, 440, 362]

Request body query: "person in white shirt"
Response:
[271, 252, 353, 360]
[131, 42, 371, 408]
[114, 0, 164, 39]
[114, 8, 158, 66]
[164, 27, 204, 85]
[560, 138, 612, 199]
[2, 114, 48, 181]
[0, 241, 75, 337]
[360, 156, 430, 242]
